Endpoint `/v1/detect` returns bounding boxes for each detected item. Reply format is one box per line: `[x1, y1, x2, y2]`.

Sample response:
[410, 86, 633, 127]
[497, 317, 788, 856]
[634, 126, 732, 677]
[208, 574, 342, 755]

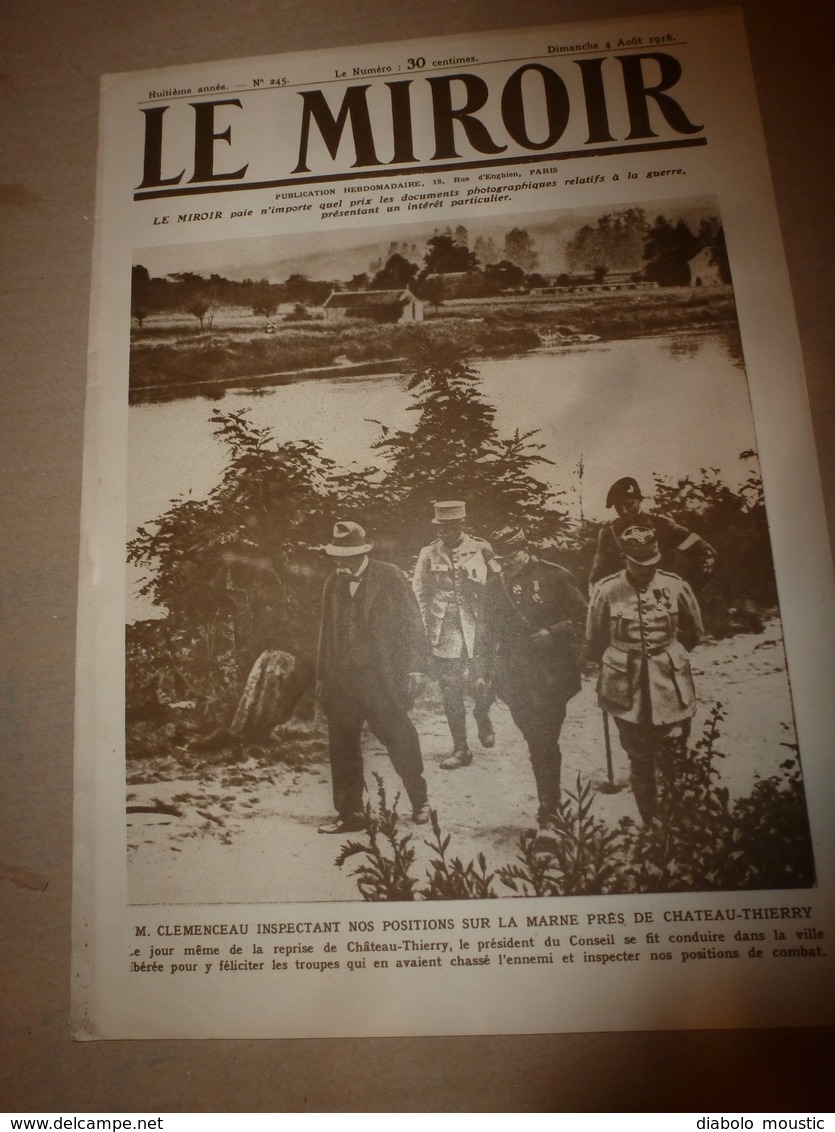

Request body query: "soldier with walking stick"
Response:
[586, 525, 703, 824]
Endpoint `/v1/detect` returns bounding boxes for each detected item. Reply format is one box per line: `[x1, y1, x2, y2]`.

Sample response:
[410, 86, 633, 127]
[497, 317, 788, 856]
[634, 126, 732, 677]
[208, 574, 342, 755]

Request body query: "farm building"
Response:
[322, 288, 424, 323]
[687, 247, 724, 286]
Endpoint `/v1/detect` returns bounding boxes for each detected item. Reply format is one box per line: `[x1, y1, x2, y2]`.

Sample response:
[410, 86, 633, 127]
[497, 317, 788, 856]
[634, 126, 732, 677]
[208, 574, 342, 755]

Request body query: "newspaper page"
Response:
[73, 8, 835, 1038]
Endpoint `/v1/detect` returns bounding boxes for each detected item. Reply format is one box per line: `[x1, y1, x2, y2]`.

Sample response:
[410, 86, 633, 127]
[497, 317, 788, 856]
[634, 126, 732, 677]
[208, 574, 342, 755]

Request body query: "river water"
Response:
[127, 329, 755, 618]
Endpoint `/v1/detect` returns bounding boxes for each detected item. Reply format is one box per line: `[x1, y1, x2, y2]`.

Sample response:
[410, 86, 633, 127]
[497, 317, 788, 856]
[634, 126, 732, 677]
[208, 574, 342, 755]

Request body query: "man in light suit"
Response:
[412, 500, 494, 769]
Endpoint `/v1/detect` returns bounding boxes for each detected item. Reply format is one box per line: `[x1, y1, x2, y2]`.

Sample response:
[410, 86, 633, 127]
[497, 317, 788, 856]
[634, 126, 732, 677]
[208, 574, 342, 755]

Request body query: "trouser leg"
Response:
[435, 657, 469, 751]
[507, 692, 566, 823]
[324, 682, 366, 820]
[614, 717, 658, 823]
[361, 680, 428, 810]
[472, 677, 494, 745]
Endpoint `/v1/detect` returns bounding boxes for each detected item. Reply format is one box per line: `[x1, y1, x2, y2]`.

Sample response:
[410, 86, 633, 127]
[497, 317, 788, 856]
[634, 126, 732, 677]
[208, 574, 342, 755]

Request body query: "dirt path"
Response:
[127, 620, 799, 905]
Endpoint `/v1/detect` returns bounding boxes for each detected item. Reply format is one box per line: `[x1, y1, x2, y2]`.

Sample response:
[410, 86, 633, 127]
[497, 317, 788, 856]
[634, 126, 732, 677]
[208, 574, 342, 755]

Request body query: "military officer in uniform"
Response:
[586, 525, 704, 824]
[589, 476, 716, 591]
[412, 500, 495, 769]
[474, 524, 587, 833]
[316, 521, 431, 834]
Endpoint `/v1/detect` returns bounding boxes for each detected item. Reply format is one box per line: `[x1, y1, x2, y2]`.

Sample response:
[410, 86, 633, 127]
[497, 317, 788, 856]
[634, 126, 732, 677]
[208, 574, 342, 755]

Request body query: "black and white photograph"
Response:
[125, 201, 815, 906]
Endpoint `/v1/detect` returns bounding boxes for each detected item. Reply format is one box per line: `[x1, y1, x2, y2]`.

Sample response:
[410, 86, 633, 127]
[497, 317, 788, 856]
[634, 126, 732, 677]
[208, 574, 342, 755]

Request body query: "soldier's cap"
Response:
[606, 476, 643, 509]
[619, 524, 661, 565]
[432, 500, 467, 524]
[325, 521, 374, 557]
[489, 524, 528, 558]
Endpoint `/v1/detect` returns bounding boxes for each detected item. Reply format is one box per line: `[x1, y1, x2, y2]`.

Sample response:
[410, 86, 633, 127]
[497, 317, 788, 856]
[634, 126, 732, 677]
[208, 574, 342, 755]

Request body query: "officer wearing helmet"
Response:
[589, 476, 716, 591]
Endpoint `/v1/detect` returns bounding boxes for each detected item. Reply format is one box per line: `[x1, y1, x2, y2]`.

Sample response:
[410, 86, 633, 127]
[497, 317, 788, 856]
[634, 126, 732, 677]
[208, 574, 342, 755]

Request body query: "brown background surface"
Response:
[2, 0, 834, 1112]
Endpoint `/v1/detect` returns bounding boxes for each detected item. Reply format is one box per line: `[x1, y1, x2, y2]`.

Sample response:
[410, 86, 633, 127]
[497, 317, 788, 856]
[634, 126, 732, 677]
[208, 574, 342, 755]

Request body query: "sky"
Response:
[134, 195, 716, 283]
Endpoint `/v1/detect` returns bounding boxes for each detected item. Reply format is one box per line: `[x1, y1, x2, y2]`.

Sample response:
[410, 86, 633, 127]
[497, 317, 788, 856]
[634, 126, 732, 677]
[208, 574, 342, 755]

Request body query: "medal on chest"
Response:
[650, 585, 673, 611]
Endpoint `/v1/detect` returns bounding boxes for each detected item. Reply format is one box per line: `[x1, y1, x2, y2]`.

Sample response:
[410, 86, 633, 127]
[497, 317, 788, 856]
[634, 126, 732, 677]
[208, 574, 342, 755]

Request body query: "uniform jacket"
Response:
[317, 559, 430, 706]
[589, 511, 716, 589]
[475, 556, 587, 704]
[412, 533, 492, 658]
[586, 568, 703, 726]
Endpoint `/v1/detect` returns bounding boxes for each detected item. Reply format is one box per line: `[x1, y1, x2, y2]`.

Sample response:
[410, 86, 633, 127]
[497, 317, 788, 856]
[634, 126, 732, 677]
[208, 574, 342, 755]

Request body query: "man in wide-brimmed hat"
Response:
[587, 524, 703, 823]
[589, 476, 716, 591]
[412, 500, 495, 770]
[315, 521, 431, 834]
[474, 524, 586, 835]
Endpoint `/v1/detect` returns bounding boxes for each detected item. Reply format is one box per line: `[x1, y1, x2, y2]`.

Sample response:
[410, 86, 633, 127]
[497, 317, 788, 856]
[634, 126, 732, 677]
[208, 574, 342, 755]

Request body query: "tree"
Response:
[281, 273, 330, 305]
[131, 264, 152, 328]
[482, 259, 526, 292]
[249, 279, 279, 323]
[417, 275, 447, 308]
[368, 344, 563, 556]
[504, 227, 538, 272]
[128, 410, 340, 679]
[371, 252, 419, 290]
[565, 208, 648, 274]
[473, 235, 500, 265]
[186, 294, 213, 331]
[422, 234, 477, 275]
[651, 456, 776, 634]
[642, 216, 701, 286]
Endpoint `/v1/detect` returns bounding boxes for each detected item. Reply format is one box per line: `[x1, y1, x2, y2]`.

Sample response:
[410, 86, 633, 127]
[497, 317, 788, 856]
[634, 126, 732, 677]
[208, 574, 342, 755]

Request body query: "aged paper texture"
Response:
[73, 9, 835, 1037]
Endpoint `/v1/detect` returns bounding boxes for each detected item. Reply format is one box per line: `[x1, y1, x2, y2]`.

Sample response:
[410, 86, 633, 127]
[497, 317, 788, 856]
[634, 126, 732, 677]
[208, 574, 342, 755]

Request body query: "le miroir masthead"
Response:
[136, 42, 703, 197]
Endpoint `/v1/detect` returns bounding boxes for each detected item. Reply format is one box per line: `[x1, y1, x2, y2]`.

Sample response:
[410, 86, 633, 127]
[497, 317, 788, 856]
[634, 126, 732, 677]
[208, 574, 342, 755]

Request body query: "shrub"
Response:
[334, 778, 420, 902]
[334, 707, 815, 899]
[498, 777, 623, 897]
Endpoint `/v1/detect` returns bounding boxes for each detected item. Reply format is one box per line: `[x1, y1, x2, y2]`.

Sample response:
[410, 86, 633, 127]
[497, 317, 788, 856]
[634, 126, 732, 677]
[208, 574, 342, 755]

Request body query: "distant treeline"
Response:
[131, 211, 730, 324]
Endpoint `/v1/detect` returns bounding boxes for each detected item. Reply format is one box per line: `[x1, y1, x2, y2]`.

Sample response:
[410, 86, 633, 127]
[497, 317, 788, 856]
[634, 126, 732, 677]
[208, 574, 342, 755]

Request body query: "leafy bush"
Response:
[362, 346, 566, 557]
[334, 778, 420, 902]
[614, 707, 814, 893]
[498, 776, 623, 897]
[652, 458, 777, 635]
[335, 777, 496, 902]
[334, 708, 815, 899]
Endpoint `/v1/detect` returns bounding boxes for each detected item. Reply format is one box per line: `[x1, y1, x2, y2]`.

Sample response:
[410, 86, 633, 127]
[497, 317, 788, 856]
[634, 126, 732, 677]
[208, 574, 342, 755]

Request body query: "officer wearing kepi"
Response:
[474, 524, 587, 834]
[589, 476, 716, 591]
[586, 525, 704, 824]
[412, 500, 495, 769]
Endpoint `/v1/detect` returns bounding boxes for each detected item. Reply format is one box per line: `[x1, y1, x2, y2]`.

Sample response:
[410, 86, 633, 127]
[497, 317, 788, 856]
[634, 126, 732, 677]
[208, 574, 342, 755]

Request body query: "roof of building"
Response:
[323, 288, 419, 308]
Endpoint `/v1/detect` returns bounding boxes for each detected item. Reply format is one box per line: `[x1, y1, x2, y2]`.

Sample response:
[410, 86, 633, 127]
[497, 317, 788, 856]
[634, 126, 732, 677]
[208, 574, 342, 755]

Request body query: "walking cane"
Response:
[598, 709, 623, 794]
